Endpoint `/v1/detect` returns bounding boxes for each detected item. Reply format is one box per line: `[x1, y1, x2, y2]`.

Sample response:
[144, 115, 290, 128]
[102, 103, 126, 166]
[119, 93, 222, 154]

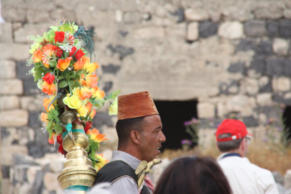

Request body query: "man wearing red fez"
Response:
[91, 91, 166, 194]
[216, 119, 278, 194]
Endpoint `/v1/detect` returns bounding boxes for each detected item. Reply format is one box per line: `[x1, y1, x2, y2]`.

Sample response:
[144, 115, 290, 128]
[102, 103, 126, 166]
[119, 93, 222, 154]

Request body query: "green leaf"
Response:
[59, 80, 68, 88]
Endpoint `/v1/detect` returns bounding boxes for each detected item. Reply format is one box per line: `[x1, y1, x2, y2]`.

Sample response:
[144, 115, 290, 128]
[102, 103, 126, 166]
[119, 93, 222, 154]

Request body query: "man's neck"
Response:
[118, 146, 142, 161]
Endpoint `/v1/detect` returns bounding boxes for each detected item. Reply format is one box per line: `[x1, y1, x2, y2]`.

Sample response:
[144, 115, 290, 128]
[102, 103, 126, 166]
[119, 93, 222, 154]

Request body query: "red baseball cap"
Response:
[216, 119, 250, 142]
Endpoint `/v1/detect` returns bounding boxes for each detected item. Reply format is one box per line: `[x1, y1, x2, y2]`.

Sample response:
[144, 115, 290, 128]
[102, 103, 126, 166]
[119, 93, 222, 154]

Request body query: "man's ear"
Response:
[130, 130, 141, 145]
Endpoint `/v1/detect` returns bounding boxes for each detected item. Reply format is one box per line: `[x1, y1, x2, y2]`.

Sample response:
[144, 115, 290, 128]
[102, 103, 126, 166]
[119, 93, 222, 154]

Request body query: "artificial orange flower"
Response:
[89, 109, 96, 119]
[42, 44, 57, 68]
[57, 57, 72, 71]
[73, 56, 89, 71]
[48, 133, 55, 144]
[43, 97, 54, 112]
[32, 49, 43, 63]
[40, 112, 48, 123]
[87, 128, 107, 142]
[75, 87, 92, 100]
[42, 82, 56, 95]
[81, 74, 98, 88]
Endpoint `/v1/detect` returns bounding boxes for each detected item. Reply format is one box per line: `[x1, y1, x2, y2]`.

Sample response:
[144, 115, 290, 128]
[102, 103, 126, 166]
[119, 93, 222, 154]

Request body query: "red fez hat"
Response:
[216, 119, 251, 142]
[118, 91, 159, 120]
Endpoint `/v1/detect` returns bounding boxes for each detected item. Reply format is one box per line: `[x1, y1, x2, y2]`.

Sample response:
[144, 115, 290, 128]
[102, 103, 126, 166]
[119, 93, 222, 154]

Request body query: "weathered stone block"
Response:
[107, 44, 135, 60]
[257, 93, 272, 106]
[255, 40, 273, 55]
[133, 27, 165, 39]
[0, 79, 23, 95]
[20, 96, 44, 111]
[199, 20, 218, 38]
[283, 59, 291, 76]
[198, 103, 215, 118]
[266, 57, 285, 76]
[186, 22, 198, 41]
[0, 110, 28, 127]
[266, 21, 280, 37]
[184, 8, 209, 21]
[14, 24, 50, 43]
[244, 20, 266, 37]
[2, 7, 26, 23]
[284, 10, 291, 19]
[272, 77, 291, 92]
[226, 95, 256, 116]
[44, 172, 59, 191]
[27, 166, 41, 184]
[27, 10, 51, 23]
[242, 78, 259, 95]
[28, 111, 42, 129]
[0, 23, 12, 43]
[0, 43, 29, 60]
[0, 60, 16, 78]
[50, 9, 77, 22]
[250, 56, 266, 75]
[218, 21, 243, 39]
[23, 76, 40, 95]
[228, 61, 245, 73]
[242, 116, 258, 127]
[123, 11, 141, 24]
[273, 38, 289, 56]
[93, 111, 114, 128]
[0, 146, 28, 165]
[0, 96, 20, 110]
[254, 5, 283, 19]
[279, 19, 291, 38]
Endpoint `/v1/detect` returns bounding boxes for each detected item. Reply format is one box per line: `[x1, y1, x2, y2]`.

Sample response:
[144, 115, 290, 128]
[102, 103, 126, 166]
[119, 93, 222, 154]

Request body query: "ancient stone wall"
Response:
[1, 0, 291, 193]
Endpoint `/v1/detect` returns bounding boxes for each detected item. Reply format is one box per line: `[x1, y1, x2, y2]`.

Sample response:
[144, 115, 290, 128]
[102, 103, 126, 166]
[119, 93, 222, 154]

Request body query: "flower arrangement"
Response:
[28, 22, 117, 171]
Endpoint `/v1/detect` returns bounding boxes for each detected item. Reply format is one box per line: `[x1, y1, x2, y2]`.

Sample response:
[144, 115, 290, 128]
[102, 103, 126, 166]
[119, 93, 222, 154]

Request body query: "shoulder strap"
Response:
[94, 160, 138, 185]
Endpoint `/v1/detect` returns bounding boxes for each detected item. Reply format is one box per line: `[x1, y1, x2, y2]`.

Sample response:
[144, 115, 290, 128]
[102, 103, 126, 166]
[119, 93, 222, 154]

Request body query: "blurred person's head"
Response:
[154, 156, 232, 194]
[216, 119, 251, 156]
[116, 91, 166, 162]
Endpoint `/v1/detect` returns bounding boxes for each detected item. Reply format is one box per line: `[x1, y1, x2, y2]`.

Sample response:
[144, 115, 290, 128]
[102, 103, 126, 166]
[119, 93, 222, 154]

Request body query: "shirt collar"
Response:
[111, 150, 141, 170]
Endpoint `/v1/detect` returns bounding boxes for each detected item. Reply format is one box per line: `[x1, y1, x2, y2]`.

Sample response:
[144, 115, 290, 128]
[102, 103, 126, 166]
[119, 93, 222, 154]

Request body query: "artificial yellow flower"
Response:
[94, 154, 108, 171]
[63, 95, 82, 110]
[84, 62, 99, 73]
[109, 97, 118, 115]
[92, 88, 105, 99]
[77, 105, 89, 117]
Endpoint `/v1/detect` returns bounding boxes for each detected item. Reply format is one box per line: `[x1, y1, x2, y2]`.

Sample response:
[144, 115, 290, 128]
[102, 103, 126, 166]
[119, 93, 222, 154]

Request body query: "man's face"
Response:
[138, 115, 166, 162]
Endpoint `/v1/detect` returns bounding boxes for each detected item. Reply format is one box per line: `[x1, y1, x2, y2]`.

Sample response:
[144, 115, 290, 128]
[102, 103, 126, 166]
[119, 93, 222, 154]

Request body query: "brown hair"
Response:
[154, 156, 232, 194]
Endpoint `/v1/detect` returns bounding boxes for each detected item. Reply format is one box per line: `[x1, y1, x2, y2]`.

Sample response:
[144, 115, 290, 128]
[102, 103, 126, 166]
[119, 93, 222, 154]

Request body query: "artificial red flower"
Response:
[42, 72, 55, 84]
[75, 49, 85, 61]
[56, 47, 63, 58]
[69, 46, 77, 56]
[58, 144, 66, 155]
[55, 31, 65, 43]
[68, 35, 74, 45]
[84, 121, 92, 133]
[57, 134, 62, 144]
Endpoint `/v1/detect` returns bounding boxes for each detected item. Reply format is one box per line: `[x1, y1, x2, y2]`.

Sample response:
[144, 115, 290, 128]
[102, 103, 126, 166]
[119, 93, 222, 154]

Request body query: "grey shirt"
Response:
[88, 151, 141, 194]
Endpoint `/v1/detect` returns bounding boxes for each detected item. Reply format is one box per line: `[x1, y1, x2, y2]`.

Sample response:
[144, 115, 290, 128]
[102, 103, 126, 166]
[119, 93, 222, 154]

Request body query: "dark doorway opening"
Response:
[282, 106, 291, 144]
[154, 100, 198, 150]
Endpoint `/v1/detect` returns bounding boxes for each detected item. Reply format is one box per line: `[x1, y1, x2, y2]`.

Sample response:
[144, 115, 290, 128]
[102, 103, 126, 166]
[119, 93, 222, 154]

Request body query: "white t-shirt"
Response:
[217, 153, 279, 194]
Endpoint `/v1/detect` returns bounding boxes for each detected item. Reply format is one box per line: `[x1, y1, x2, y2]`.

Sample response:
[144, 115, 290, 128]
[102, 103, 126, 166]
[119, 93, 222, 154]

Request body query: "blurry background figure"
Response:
[154, 156, 232, 194]
[216, 119, 279, 194]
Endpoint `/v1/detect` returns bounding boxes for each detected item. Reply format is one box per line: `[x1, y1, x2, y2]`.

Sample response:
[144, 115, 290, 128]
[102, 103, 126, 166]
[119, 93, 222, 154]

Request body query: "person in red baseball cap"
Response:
[216, 119, 278, 194]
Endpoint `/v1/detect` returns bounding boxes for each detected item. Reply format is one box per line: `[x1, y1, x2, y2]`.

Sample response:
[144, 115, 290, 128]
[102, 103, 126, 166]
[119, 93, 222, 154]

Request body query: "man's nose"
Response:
[160, 131, 166, 142]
